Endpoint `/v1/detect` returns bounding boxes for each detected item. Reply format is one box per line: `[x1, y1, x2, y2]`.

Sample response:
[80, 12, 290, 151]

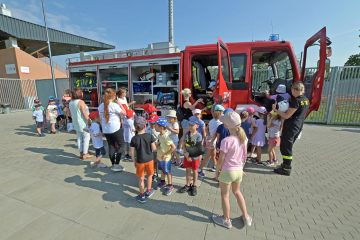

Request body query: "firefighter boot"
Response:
[274, 160, 292, 176]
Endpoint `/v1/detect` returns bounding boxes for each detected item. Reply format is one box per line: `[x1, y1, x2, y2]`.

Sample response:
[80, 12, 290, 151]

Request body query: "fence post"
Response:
[326, 66, 340, 124]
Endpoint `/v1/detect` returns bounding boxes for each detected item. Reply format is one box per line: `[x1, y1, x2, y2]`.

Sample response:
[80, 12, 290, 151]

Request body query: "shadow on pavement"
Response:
[24, 147, 86, 166]
[334, 128, 360, 134]
[65, 167, 212, 223]
[14, 124, 37, 136]
[243, 162, 275, 175]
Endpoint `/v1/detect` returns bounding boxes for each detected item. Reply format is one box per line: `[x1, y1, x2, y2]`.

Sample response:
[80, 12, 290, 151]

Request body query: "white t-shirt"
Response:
[33, 109, 44, 122]
[268, 119, 281, 138]
[168, 121, 179, 144]
[208, 118, 222, 137]
[89, 122, 104, 149]
[117, 97, 128, 107]
[98, 102, 122, 134]
[123, 117, 135, 143]
[47, 105, 58, 118]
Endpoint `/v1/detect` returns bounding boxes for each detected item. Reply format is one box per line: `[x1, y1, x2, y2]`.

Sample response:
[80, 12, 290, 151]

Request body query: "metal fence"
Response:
[0, 78, 69, 111]
[0, 78, 37, 110]
[253, 66, 360, 126]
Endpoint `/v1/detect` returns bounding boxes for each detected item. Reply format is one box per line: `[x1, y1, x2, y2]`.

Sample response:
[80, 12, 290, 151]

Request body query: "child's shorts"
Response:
[49, 116, 57, 124]
[183, 157, 200, 170]
[219, 170, 243, 184]
[136, 160, 154, 177]
[205, 136, 216, 149]
[268, 137, 280, 147]
[95, 146, 106, 157]
[36, 121, 44, 128]
[158, 160, 172, 175]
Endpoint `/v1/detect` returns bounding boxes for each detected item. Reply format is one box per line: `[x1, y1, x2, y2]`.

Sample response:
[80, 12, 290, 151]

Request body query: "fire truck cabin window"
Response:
[251, 51, 293, 96]
[230, 54, 246, 82]
[220, 46, 231, 83]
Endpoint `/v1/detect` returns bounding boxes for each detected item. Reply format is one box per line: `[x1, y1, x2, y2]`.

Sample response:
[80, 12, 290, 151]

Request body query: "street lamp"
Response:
[40, 0, 57, 98]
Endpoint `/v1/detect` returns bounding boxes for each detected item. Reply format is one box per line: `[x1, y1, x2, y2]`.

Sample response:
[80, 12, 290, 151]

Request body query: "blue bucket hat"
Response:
[156, 117, 168, 127]
[188, 116, 199, 126]
[223, 108, 234, 114]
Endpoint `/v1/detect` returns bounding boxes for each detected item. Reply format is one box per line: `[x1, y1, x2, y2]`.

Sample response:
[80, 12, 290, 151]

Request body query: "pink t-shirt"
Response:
[220, 136, 247, 171]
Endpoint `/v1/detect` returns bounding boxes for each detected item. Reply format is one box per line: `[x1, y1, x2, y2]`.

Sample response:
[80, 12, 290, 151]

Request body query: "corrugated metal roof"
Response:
[0, 14, 115, 55]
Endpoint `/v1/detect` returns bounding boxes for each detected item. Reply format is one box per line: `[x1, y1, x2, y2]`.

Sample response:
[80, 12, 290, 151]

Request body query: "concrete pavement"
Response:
[0, 111, 359, 240]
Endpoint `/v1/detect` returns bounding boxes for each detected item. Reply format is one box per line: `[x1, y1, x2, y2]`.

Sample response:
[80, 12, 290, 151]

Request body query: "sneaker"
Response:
[212, 215, 232, 229]
[136, 194, 146, 203]
[96, 162, 107, 168]
[198, 170, 205, 178]
[190, 185, 197, 196]
[144, 189, 155, 198]
[111, 164, 124, 172]
[274, 165, 291, 176]
[263, 160, 274, 167]
[82, 153, 93, 160]
[242, 215, 253, 227]
[210, 166, 216, 172]
[125, 154, 132, 161]
[178, 185, 191, 193]
[155, 181, 166, 190]
[163, 185, 174, 196]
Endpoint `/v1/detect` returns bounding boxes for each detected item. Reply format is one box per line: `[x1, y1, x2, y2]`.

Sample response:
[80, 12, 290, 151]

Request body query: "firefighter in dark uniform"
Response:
[272, 82, 309, 176]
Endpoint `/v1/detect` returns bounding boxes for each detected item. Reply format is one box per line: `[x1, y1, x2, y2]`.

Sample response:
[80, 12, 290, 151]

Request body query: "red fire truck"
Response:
[68, 27, 331, 117]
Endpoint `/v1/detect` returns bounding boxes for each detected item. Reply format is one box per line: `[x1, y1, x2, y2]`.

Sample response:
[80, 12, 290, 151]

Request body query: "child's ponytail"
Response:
[235, 125, 247, 144]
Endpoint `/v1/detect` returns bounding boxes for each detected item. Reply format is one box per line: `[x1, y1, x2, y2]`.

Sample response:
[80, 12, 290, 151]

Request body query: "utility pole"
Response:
[41, 0, 57, 98]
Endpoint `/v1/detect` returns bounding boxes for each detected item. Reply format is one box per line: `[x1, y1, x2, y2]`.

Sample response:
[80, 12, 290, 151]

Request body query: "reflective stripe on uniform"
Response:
[282, 155, 293, 160]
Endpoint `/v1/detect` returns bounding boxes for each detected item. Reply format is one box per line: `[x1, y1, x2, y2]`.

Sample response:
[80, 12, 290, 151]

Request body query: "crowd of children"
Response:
[29, 81, 310, 229]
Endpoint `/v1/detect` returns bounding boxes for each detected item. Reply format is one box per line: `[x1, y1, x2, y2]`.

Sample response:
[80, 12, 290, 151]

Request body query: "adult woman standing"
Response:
[180, 88, 203, 132]
[69, 88, 91, 159]
[98, 88, 125, 172]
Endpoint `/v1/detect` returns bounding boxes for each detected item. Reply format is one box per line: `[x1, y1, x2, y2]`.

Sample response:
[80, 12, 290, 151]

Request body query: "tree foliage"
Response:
[344, 54, 360, 66]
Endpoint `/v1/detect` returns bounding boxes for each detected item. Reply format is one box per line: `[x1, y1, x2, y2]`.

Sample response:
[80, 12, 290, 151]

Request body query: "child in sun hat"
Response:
[192, 108, 206, 139]
[146, 114, 160, 181]
[212, 111, 252, 229]
[178, 116, 203, 196]
[155, 117, 176, 196]
[166, 110, 180, 165]
[130, 116, 157, 203]
[249, 106, 267, 164]
[32, 104, 45, 137]
[47, 98, 58, 134]
[198, 104, 224, 177]
[123, 109, 135, 160]
[88, 111, 107, 168]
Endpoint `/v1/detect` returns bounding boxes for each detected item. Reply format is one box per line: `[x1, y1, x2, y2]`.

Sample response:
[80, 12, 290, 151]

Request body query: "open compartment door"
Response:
[300, 27, 329, 114]
[216, 38, 233, 108]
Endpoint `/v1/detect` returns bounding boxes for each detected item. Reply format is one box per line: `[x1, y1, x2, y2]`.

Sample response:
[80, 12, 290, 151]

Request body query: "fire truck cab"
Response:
[68, 27, 330, 118]
[182, 27, 330, 117]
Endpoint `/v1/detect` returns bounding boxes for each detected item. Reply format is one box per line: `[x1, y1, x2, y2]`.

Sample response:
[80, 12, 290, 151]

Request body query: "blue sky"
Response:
[3, 0, 360, 67]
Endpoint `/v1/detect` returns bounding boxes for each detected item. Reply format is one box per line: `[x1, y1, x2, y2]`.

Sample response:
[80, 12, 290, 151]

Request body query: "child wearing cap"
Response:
[33, 104, 45, 137]
[155, 117, 176, 196]
[146, 114, 160, 181]
[166, 110, 180, 165]
[88, 112, 107, 168]
[249, 106, 267, 164]
[123, 109, 135, 161]
[178, 116, 203, 196]
[192, 109, 206, 139]
[46, 98, 58, 134]
[212, 111, 252, 229]
[130, 116, 157, 203]
[198, 104, 224, 177]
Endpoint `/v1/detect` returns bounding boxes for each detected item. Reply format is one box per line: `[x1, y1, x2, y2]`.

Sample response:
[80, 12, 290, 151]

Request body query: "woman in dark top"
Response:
[181, 88, 203, 133]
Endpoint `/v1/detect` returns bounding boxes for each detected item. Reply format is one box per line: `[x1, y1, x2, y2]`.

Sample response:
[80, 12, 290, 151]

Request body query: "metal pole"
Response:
[168, 0, 174, 45]
[41, 0, 57, 98]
